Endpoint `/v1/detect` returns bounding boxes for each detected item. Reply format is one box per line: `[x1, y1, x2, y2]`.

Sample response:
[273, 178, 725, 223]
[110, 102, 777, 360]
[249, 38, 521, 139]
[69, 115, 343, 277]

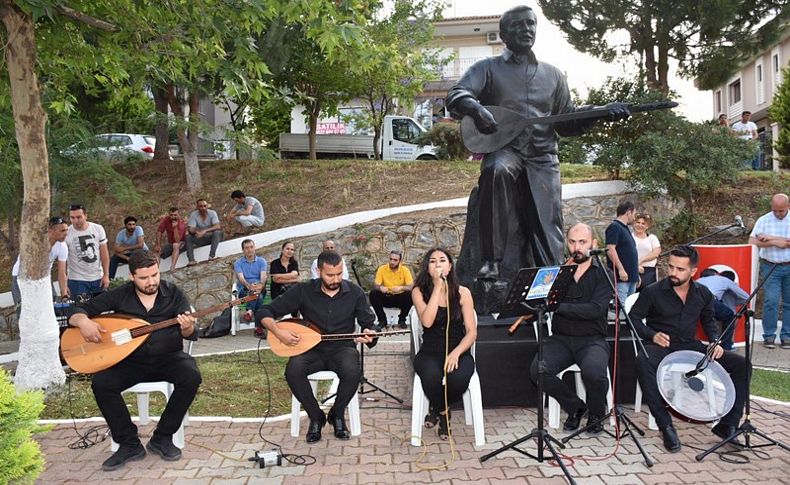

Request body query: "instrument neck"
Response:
[128, 295, 256, 338]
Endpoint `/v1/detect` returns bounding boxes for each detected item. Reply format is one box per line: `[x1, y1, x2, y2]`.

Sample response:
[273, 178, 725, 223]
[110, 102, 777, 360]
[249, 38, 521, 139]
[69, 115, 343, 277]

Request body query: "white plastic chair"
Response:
[230, 280, 257, 336]
[624, 293, 658, 430]
[409, 308, 485, 447]
[290, 370, 361, 437]
[110, 340, 194, 451]
[536, 317, 615, 429]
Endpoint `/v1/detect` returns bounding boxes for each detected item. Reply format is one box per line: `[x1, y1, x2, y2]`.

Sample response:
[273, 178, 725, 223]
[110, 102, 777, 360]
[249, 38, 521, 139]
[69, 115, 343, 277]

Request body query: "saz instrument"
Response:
[267, 319, 409, 357]
[460, 101, 678, 154]
[60, 294, 259, 374]
[656, 350, 736, 423]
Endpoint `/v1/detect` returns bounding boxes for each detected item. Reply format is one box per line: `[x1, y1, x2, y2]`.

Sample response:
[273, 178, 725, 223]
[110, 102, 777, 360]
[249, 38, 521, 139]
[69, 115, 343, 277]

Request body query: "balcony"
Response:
[437, 56, 490, 80]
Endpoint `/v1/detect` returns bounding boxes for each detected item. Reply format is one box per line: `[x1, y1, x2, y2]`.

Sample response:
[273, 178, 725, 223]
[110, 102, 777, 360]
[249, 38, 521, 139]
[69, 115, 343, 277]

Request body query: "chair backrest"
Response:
[623, 293, 640, 316]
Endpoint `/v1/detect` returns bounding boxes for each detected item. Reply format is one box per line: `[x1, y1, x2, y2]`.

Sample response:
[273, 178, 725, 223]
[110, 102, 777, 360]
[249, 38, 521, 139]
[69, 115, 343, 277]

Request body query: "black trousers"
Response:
[529, 335, 610, 417]
[413, 350, 475, 412]
[369, 289, 412, 325]
[91, 351, 201, 447]
[635, 341, 750, 430]
[285, 342, 360, 422]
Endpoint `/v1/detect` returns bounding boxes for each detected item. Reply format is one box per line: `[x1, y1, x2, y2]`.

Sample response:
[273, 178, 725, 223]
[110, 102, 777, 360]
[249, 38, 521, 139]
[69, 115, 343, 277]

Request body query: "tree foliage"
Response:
[344, 0, 444, 159]
[768, 65, 790, 169]
[0, 369, 45, 484]
[538, 0, 788, 93]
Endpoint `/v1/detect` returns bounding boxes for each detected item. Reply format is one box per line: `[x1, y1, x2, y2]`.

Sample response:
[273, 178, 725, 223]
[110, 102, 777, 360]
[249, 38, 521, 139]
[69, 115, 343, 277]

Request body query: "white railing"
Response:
[438, 57, 489, 80]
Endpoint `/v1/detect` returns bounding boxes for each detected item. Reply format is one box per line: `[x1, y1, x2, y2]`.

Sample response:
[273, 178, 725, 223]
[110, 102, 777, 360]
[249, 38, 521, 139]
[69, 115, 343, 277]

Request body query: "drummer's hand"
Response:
[275, 328, 300, 346]
[652, 332, 670, 347]
[354, 328, 375, 345]
[709, 344, 725, 360]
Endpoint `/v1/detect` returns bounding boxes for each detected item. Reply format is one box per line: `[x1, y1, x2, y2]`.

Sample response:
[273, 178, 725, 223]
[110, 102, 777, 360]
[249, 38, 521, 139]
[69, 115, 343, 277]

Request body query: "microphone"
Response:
[585, 249, 608, 257]
[734, 215, 745, 229]
[437, 269, 446, 280]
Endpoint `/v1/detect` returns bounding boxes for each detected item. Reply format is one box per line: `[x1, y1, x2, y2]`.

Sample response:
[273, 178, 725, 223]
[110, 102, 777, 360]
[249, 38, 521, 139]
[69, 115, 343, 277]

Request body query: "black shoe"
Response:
[146, 437, 182, 461]
[563, 404, 587, 432]
[437, 411, 450, 441]
[711, 423, 743, 447]
[327, 409, 350, 440]
[306, 413, 326, 443]
[586, 415, 605, 435]
[397, 321, 408, 329]
[661, 425, 682, 453]
[424, 406, 439, 429]
[102, 442, 145, 471]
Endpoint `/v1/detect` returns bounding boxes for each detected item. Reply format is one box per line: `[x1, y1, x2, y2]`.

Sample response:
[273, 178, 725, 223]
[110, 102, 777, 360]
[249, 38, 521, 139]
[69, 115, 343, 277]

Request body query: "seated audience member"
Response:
[155, 207, 187, 271]
[234, 239, 268, 323]
[631, 213, 660, 291]
[110, 216, 148, 279]
[186, 198, 223, 265]
[697, 268, 749, 351]
[411, 247, 477, 441]
[270, 241, 300, 300]
[225, 190, 265, 235]
[369, 250, 413, 329]
[310, 239, 349, 280]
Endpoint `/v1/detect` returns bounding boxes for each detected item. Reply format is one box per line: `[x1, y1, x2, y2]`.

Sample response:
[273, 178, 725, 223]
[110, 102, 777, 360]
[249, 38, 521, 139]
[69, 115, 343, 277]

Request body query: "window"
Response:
[772, 49, 783, 93]
[391, 118, 423, 144]
[715, 90, 722, 114]
[756, 62, 765, 105]
[728, 79, 741, 105]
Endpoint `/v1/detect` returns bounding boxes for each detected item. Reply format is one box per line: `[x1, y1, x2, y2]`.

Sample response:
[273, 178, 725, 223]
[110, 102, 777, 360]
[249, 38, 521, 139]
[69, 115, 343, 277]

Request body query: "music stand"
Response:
[480, 265, 579, 485]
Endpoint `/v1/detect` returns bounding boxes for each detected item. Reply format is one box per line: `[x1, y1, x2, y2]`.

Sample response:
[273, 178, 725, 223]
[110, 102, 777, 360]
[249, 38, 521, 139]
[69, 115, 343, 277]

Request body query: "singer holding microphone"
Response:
[411, 247, 477, 441]
[528, 223, 614, 434]
[629, 245, 750, 453]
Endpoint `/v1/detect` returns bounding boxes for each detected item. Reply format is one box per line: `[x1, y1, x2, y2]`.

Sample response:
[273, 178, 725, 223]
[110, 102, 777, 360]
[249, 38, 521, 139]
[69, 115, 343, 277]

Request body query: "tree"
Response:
[538, 1, 787, 94]
[345, 0, 444, 159]
[768, 65, 790, 169]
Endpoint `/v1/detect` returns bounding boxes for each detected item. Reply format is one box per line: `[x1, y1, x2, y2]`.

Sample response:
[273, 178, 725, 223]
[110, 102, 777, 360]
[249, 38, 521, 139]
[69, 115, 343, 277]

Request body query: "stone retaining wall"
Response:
[0, 193, 681, 338]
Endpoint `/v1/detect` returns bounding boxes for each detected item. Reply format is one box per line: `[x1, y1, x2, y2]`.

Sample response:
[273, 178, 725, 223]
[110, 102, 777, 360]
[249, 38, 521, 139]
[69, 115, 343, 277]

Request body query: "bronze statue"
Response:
[447, 5, 630, 313]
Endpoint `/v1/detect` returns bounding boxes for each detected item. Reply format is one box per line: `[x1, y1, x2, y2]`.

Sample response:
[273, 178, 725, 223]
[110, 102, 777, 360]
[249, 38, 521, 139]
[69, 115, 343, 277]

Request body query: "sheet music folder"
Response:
[497, 265, 577, 319]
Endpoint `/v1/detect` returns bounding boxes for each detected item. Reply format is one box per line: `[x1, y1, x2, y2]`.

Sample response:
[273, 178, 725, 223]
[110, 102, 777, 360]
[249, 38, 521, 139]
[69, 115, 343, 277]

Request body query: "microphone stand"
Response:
[696, 262, 790, 460]
[480, 300, 577, 485]
[561, 253, 654, 467]
[658, 221, 743, 258]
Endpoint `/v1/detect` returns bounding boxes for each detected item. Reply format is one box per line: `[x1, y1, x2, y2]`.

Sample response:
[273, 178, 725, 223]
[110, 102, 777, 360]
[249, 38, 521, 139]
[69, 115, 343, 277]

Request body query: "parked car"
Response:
[62, 133, 157, 163]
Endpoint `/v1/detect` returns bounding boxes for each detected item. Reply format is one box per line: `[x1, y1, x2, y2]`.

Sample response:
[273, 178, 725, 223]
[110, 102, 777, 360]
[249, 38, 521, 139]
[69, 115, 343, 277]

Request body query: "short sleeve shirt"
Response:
[751, 211, 790, 263]
[67, 222, 108, 281]
[235, 197, 264, 220]
[605, 220, 639, 282]
[115, 226, 148, 250]
[157, 217, 187, 244]
[12, 240, 68, 277]
[188, 209, 220, 230]
[234, 256, 268, 284]
[374, 264, 413, 291]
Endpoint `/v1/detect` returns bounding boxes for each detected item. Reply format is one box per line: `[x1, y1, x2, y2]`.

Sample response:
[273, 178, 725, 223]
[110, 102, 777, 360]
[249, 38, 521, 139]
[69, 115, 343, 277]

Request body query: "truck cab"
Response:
[382, 115, 437, 161]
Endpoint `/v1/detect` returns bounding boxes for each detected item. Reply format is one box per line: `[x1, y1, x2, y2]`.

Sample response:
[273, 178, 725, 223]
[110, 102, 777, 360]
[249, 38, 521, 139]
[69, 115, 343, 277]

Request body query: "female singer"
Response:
[411, 247, 477, 440]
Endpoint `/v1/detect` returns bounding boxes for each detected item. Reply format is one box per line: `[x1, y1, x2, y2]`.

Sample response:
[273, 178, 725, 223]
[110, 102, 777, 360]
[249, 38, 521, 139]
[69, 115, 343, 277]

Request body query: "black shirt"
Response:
[628, 277, 718, 345]
[258, 279, 376, 338]
[269, 257, 299, 300]
[552, 261, 613, 338]
[605, 219, 639, 283]
[422, 306, 467, 354]
[70, 280, 195, 359]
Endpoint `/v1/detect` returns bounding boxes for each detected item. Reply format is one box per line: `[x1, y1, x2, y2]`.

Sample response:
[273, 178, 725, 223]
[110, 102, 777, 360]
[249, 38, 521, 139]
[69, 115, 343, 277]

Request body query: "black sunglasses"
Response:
[69, 204, 85, 211]
[49, 216, 66, 226]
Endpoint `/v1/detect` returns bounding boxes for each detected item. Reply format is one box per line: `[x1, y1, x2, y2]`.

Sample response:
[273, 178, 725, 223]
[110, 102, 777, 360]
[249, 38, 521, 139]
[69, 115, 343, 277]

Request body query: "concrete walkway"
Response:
[34, 327, 790, 484]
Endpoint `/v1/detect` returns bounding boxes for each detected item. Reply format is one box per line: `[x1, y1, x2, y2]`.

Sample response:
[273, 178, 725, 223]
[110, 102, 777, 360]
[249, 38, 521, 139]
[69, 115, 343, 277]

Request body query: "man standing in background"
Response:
[66, 204, 110, 297]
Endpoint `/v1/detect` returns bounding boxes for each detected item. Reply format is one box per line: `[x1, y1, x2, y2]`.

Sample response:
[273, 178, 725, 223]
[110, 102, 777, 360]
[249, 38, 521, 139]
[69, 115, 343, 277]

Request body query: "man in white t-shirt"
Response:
[309, 239, 349, 280]
[66, 204, 110, 297]
[730, 111, 760, 170]
[11, 216, 70, 312]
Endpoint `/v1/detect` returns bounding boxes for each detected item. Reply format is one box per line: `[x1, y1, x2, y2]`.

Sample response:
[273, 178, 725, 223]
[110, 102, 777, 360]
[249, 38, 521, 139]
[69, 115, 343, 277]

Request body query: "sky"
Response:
[443, 1, 713, 122]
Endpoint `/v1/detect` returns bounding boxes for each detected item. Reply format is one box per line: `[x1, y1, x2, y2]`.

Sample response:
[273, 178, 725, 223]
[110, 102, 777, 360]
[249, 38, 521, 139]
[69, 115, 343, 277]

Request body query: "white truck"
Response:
[279, 115, 437, 161]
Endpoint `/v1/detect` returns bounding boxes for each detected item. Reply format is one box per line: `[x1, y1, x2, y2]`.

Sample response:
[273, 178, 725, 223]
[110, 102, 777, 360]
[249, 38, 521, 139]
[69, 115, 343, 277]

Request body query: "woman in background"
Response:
[632, 213, 661, 291]
[411, 247, 477, 440]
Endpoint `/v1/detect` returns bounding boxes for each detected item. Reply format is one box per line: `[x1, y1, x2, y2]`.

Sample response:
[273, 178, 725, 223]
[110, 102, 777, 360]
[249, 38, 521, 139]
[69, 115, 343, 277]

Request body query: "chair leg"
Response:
[348, 392, 361, 436]
[290, 395, 302, 438]
[410, 375, 427, 446]
[467, 373, 486, 446]
[137, 392, 151, 425]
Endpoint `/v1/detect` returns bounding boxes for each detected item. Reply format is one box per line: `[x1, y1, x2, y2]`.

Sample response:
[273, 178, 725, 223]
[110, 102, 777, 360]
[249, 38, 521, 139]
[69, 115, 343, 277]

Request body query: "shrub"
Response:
[415, 121, 469, 160]
[0, 369, 46, 484]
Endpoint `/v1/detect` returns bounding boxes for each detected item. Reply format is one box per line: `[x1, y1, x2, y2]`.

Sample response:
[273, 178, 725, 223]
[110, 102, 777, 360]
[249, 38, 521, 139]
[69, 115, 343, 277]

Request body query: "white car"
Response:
[63, 133, 157, 163]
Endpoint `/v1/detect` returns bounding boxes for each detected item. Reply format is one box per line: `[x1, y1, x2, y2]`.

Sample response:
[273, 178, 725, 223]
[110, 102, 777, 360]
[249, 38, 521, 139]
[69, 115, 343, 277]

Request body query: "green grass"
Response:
[41, 351, 300, 420]
[751, 368, 790, 402]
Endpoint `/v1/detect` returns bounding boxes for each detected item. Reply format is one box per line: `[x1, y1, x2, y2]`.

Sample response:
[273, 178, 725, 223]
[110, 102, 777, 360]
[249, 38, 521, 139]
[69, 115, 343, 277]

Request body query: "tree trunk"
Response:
[0, 1, 65, 390]
[153, 86, 170, 161]
[373, 125, 382, 160]
[307, 100, 321, 161]
[166, 85, 202, 192]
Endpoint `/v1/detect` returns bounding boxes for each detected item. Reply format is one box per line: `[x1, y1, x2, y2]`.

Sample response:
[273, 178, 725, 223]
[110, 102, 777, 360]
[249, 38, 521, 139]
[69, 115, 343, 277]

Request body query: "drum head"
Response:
[656, 350, 736, 422]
